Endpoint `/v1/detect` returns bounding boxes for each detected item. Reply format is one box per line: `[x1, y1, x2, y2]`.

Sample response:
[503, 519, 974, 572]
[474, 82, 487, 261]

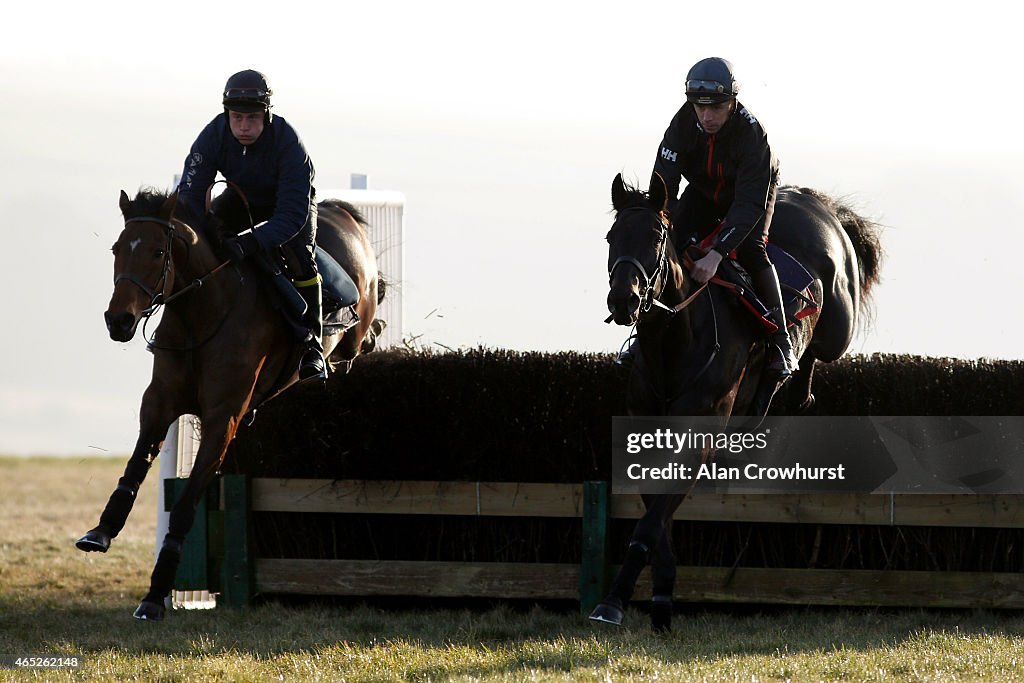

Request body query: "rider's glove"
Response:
[223, 233, 260, 263]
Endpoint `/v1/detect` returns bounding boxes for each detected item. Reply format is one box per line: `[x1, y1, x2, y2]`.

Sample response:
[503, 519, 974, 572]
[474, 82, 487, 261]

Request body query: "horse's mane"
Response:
[319, 199, 368, 226]
[787, 186, 884, 298]
[122, 187, 175, 220]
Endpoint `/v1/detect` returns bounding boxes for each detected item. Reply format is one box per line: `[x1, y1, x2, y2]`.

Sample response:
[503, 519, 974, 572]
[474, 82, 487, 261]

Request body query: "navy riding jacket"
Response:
[652, 100, 779, 255]
[176, 113, 316, 250]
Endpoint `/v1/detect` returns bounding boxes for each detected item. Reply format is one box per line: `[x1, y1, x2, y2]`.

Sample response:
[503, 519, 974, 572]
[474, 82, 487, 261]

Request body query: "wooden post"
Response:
[221, 474, 252, 608]
[579, 480, 609, 615]
[167, 478, 209, 591]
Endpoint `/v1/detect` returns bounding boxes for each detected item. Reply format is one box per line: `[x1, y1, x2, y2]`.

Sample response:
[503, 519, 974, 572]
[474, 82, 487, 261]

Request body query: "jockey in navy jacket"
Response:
[177, 112, 316, 252]
[176, 69, 326, 381]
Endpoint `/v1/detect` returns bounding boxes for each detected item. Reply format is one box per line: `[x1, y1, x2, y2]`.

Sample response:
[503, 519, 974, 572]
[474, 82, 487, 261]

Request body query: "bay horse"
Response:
[591, 172, 882, 631]
[76, 188, 383, 620]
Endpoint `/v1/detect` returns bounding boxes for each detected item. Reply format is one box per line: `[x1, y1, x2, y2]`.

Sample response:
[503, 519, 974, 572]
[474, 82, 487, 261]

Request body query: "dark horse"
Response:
[76, 189, 384, 619]
[591, 172, 882, 631]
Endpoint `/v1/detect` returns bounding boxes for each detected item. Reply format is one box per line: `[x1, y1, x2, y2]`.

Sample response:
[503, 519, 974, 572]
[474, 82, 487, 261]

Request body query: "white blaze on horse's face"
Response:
[129, 238, 142, 253]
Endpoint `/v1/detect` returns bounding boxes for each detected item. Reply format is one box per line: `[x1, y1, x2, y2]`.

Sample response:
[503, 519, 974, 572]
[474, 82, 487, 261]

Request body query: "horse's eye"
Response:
[153, 249, 165, 259]
[111, 242, 120, 255]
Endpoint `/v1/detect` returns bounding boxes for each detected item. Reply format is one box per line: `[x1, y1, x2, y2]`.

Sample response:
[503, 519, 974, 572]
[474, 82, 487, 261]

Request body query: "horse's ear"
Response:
[119, 190, 132, 216]
[611, 173, 629, 212]
[648, 172, 668, 213]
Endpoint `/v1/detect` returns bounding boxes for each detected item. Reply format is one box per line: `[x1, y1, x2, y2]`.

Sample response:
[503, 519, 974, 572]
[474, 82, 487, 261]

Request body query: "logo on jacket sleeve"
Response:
[660, 147, 678, 163]
[183, 153, 203, 189]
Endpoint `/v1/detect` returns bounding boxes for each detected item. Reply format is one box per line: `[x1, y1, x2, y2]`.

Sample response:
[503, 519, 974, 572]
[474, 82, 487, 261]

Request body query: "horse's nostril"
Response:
[104, 311, 134, 331]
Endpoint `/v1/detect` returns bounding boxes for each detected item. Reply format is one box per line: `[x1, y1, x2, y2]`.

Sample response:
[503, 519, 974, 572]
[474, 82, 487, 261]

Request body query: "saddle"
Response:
[257, 246, 362, 340]
[689, 236, 819, 334]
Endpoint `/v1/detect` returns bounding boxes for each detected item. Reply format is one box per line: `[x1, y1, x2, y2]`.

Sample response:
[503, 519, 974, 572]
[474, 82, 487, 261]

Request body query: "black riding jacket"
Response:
[652, 100, 779, 254]
[176, 113, 315, 251]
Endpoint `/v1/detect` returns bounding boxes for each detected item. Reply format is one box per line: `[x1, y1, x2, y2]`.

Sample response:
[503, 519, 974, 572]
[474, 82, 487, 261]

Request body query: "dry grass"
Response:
[3, 456, 1024, 682]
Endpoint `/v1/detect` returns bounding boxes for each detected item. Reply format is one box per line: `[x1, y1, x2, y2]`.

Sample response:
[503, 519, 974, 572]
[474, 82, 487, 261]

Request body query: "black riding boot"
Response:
[751, 265, 798, 378]
[296, 280, 326, 380]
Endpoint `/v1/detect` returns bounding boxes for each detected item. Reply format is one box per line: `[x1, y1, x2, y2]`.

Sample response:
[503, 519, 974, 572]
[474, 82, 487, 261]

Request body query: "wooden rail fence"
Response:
[168, 477, 1024, 611]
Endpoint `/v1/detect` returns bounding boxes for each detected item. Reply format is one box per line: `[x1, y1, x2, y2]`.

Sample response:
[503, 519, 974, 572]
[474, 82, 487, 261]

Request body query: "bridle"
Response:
[606, 207, 676, 320]
[115, 217, 181, 317]
[115, 215, 233, 349]
[606, 205, 724, 398]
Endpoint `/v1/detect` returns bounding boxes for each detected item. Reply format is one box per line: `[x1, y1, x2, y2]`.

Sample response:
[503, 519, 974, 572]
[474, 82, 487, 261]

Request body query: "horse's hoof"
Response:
[133, 600, 166, 621]
[75, 527, 111, 553]
[651, 601, 673, 633]
[588, 601, 625, 626]
[799, 393, 816, 413]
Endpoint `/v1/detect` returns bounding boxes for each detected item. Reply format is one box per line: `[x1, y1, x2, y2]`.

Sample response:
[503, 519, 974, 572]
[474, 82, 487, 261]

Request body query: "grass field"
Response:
[3, 456, 1024, 682]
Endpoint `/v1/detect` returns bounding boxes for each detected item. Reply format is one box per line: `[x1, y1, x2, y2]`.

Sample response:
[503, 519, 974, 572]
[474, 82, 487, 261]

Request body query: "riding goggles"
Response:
[685, 79, 733, 95]
[223, 88, 271, 112]
[224, 87, 270, 100]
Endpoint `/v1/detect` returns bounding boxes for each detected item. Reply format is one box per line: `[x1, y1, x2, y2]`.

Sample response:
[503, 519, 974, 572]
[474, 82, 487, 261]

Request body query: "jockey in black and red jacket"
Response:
[650, 57, 797, 379]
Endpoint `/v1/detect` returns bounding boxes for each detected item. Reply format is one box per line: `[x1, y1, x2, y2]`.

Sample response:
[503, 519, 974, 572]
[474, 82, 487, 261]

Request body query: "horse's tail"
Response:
[797, 187, 884, 301]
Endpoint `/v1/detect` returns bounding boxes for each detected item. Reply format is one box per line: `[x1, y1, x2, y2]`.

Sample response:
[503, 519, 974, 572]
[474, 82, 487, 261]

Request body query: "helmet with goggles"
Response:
[685, 57, 738, 105]
[223, 69, 273, 122]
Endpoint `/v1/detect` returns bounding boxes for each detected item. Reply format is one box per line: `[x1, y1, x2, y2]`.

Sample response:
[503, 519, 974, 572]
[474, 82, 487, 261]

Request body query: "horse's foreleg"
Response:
[134, 418, 236, 621]
[589, 494, 683, 626]
[649, 523, 677, 633]
[77, 388, 177, 553]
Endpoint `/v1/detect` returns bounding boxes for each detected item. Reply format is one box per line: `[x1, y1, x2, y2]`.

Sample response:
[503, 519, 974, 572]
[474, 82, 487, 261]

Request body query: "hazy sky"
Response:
[2, 1, 1022, 455]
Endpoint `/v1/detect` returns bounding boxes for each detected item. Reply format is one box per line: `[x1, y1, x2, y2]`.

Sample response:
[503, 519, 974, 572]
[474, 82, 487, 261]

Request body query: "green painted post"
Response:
[220, 474, 252, 608]
[166, 478, 208, 591]
[579, 480, 610, 615]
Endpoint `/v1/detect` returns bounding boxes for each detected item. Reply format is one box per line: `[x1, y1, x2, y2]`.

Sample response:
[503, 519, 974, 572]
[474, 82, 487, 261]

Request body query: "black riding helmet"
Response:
[223, 69, 273, 123]
[685, 57, 738, 105]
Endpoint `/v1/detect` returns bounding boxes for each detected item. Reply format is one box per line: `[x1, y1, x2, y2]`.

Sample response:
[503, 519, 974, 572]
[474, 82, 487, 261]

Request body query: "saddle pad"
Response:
[767, 242, 814, 298]
[315, 246, 360, 309]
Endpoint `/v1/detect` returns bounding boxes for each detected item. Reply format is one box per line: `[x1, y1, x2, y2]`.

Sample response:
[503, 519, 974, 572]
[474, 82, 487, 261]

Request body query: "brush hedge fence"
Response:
[167, 350, 1024, 609]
